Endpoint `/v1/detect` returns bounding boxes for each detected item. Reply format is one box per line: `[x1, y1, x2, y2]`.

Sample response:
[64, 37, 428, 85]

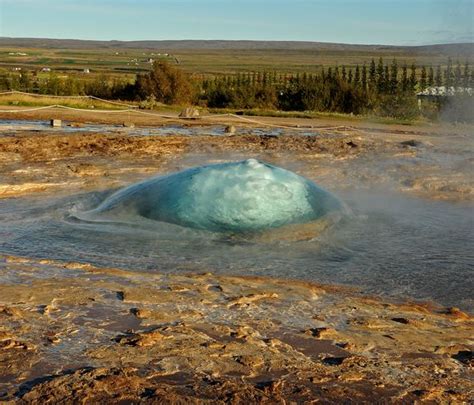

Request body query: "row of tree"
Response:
[204, 57, 473, 95]
[200, 58, 472, 119]
[0, 58, 472, 120]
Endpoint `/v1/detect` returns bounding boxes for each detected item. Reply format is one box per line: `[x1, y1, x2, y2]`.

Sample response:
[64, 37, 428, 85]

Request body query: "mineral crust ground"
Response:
[0, 111, 472, 403]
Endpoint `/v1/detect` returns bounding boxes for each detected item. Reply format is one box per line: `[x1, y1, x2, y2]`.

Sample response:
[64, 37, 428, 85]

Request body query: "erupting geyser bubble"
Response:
[84, 159, 344, 234]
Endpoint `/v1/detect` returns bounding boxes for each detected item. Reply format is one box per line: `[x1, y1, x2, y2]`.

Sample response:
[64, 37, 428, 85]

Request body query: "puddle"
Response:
[273, 330, 349, 360]
[0, 119, 319, 137]
[74, 305, 142, 332]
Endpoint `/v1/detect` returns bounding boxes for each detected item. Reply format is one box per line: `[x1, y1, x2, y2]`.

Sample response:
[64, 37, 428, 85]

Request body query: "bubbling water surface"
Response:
[0, 149, 473, 312]
[81, 159, 344, 234]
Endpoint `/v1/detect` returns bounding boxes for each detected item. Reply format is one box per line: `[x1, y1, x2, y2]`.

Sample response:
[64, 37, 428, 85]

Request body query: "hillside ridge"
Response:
[1, 37, 473, 55]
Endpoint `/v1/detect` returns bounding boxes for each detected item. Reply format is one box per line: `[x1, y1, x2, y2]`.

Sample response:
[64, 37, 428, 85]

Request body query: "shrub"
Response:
[375, 92, 420, 120]
[135, 61, 195, 105]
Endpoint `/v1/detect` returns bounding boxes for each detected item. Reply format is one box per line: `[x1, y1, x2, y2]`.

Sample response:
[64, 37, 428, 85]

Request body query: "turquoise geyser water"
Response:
[84, 159, 344, 234]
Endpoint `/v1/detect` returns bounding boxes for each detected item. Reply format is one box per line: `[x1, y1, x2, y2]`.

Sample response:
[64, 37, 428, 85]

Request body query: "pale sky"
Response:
[0, 0, 473, 45]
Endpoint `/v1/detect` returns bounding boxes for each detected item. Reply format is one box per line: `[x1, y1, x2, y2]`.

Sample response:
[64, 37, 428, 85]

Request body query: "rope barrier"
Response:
[0, 91, 86, 99]
[0, 105, 63, 113]
[0, 91, 138, 108]
[0, 105, 134, 114]
[217, 113, 356, 132]
[87, 95, 138, 108]
[0, 101, 361, 133]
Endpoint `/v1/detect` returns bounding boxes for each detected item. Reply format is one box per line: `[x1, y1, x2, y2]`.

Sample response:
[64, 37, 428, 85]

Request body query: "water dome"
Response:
[85, 159, 344, 234]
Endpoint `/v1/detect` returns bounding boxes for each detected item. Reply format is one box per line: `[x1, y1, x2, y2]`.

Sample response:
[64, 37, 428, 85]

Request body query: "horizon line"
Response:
[1, 36, 473, 48]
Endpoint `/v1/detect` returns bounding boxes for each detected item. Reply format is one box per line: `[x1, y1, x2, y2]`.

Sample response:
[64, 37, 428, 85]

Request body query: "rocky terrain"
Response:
[0, 255, 472, 403]
[0, 114, 472, 202]
[0, 113, 472, 402]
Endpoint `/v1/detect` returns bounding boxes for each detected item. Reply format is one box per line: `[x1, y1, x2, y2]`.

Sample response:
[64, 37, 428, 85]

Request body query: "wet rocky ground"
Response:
[0, 114, 473, 402]
[0, 116, 472, 202]
[0, 255, 472, 403]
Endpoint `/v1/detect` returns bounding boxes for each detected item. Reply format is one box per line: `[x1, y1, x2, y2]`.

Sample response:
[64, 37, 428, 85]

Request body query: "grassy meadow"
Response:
[1, 43, 470, 77]
[0, 92, 137, 110]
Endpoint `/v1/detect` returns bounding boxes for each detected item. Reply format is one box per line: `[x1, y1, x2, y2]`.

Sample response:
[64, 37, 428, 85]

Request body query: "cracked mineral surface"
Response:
[0, 113, 472, 403]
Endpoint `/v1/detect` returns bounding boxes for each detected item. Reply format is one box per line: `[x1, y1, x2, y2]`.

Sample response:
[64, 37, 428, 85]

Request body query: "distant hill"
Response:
[0, 37, 473, 55]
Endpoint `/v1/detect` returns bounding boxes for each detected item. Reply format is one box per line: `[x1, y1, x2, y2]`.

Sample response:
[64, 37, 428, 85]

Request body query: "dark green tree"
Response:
[301, 72, 308, 85]
[428, 66, 434, 87]
[445, 58, 453, 87]
[463, 61, 470, 87]
[0, 73, 10, 91]
[409, 63, 417, 91]
[251, 72, 257, 86]
[454, 61, 462, 86]
[389, 59, 399, 94]
[419, 66, 427, 90]
[85, 74, 112, 99]
[354, 65, 360, 87]
[376, 57, 385, 93]
[19, 71, 32, 92]
[369, 59, 376, 89]
[236, 73, 242, 87]
[435, 65, 443, 87]
[45, 73, 62, 95]
[63, 76, 82, 95]
[262, 71, 269, 87]
[361, 63, 368, 90]
[401, 65, 409, 92]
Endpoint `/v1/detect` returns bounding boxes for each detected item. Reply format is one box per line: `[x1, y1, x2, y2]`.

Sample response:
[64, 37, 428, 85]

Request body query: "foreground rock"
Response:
[179, 107, 200, 118]
[0, 256, 472, 403]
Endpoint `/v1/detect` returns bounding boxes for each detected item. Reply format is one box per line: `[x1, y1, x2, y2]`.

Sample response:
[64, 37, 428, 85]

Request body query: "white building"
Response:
[416, 86, 473, 109]
[417, 86, 473, 98]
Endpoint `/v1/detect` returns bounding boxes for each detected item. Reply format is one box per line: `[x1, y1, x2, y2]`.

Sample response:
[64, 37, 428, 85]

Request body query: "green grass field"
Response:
[0, 93, 137, 110]
[1, 43, 471, 78]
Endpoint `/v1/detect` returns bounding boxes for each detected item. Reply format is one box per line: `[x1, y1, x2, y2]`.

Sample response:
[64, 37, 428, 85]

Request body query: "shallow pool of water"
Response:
[0, 119, 303, 137]
[1, 183, 472, 311]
